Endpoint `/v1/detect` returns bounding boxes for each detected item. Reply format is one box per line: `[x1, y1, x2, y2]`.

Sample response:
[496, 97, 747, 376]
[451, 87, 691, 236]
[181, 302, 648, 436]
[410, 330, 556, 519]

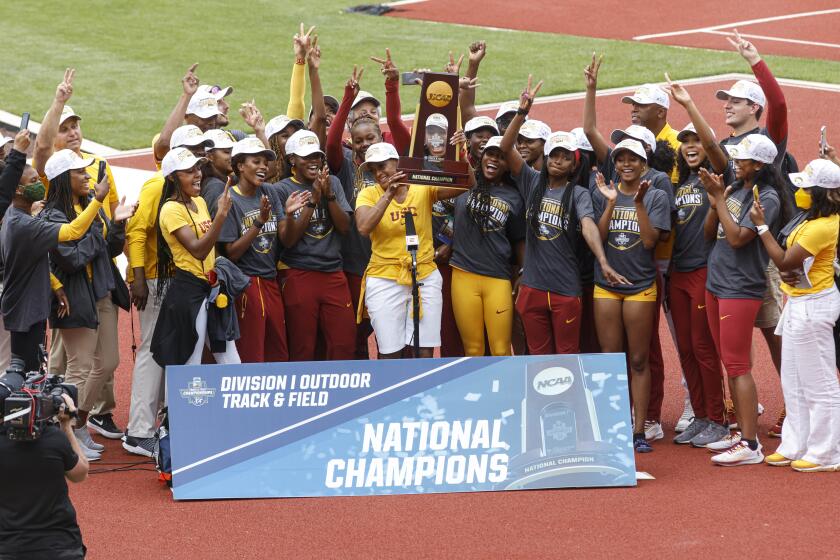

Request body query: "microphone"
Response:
[404, 210, 419, 253]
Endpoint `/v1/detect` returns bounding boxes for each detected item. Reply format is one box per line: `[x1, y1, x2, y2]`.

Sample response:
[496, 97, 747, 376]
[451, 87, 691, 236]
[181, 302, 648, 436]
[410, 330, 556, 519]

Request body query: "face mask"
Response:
[20, 181, 46, 202]
[795, 187, 812, 210]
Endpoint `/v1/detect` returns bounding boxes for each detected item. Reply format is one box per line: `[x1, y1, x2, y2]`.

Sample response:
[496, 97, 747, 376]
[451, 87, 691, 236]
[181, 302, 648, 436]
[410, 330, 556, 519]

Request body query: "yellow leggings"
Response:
[451, 267, 513, 356]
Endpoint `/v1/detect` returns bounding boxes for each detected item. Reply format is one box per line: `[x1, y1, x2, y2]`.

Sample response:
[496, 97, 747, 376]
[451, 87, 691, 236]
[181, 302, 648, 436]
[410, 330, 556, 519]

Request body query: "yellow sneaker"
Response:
[765, 453, 791, 466]
[791, 460, 838, 472]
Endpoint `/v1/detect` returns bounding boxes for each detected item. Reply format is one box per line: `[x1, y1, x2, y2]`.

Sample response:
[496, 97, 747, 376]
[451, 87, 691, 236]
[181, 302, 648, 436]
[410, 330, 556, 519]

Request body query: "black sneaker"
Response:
[122, 435, 158, 458]
[88, 414, 124, 440]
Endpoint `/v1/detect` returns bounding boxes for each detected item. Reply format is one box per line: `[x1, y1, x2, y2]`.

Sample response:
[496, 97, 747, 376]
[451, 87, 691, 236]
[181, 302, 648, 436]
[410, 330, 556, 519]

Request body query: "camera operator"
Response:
[0, 393, 88, 560]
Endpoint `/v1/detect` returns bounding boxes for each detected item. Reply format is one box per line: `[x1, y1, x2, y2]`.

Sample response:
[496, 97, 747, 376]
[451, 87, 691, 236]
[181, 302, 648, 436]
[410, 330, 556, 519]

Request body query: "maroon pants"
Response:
[669, 268, 724, 423]
[283, 268, 356, 361]
[579, 282, 600, 353]
[438, 263, 465, 357]
[646, 272, 666, 423]
[345, 272, 374, 360]
[705, 292, 762, 378]
[516, 285, 581, 355]
[235, 276, 289, 363]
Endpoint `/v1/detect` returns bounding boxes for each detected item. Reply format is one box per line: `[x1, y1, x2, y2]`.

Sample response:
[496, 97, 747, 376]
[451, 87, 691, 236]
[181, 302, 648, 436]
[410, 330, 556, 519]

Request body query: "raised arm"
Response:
[633, 182, 660, 249]
[750, 199, 809, 272]
[699, 168, 754, 247]
[287, 23, 314, 121]
[308, 35, 328, 148]
[172, 181, 231, 260]
[582, 53, 610, 165]
[224, 194, 271, 262]
[459, 41, 486, 124]
[154, 64, 200, 164]
[326, 68, 360, 172]
[728, 29, 787, 145]
[355, 173, 403, 236]
[381, 51, 412, 154]
[0, 131, 29, 217]
[501, 76, 542, 177]
[594, 172, 617, 241]
[665, 74, 728, 173]
[34, 69, 74, 176]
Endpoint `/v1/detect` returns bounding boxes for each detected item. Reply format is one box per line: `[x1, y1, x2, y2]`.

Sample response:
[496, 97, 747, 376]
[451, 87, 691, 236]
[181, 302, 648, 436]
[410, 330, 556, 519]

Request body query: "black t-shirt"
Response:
[0, 426, 83, 555]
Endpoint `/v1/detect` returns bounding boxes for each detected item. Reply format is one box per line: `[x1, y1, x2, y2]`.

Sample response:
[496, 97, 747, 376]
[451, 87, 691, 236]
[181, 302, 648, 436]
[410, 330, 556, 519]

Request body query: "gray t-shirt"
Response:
[202, 177, 226, 218]
[599, 148, 676, 213]
[673, 169, 726, 272]
[0, 207, 62, 331]
[218, 184, 284, 279]
[515, 165, 594, 296]
[450, 184, 525, 280]
[334, 147, 373, 277]
[275, 175, 352, 272]
[592, 186, 671, 294]
[706, 185, 780, 299]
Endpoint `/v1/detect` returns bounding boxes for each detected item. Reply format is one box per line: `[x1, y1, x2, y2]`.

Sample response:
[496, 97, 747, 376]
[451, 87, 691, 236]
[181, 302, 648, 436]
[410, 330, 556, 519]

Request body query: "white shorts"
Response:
[365, 269, 443, 354]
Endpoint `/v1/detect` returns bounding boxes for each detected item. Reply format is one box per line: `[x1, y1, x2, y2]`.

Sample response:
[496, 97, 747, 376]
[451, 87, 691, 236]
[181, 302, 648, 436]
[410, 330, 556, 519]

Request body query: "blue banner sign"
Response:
[166, 354, 635, 500]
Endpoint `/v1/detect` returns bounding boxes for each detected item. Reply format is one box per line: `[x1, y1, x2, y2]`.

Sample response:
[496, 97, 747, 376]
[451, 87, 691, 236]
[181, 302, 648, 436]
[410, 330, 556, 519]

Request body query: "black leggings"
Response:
[9, 321, 47, 372]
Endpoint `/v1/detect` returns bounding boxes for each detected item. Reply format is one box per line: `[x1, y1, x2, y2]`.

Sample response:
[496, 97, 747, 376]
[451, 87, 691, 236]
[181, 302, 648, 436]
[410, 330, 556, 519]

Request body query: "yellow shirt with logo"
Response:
[356, 184, 440, 282]
[781, 214, 839, 297]
[126, 172, 165, 282]
[159, 196, 215, 280]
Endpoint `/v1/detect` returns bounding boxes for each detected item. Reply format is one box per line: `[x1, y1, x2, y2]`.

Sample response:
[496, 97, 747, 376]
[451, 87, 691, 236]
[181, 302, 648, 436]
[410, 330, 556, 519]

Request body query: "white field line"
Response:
[633, 8, 840, 41]
[702, 29, 840, 50]
[385, 0, 429, 6]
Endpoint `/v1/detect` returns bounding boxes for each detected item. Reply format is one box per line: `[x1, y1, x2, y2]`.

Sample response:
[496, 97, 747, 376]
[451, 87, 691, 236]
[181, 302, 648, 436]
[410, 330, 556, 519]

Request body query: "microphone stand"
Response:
[409, 246, 420, 357]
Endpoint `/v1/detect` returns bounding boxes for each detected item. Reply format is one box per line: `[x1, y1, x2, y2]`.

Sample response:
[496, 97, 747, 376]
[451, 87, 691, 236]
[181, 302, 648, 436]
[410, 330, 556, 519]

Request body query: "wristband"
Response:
[756, 224, 769, 235]
[305, 201, 317, 209]
[253, 219, 265, 230]
[295, 58, 306, 65]
[326, 195, 336, 202]
[516, 107, 529, 116]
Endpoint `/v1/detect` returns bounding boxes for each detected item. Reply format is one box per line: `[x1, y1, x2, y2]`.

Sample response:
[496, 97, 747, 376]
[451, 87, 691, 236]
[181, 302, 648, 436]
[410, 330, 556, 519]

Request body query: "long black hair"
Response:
[467, 150, 514, 233]
[526, 149, 584, 241]
[155, 174, 204, 303]
[733, 162, 793, 227]
[44, 170, 87, 220]
[805, 186, 840, 220]
[675, 138, 713, 186]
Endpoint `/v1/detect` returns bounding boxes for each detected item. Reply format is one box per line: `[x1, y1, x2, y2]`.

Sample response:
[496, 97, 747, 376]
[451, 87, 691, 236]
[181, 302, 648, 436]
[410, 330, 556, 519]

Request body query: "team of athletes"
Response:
[1, 25, 839, 472]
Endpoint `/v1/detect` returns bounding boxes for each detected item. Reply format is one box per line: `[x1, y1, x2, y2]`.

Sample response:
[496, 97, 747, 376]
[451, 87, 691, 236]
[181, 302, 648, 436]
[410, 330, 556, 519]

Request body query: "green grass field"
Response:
[2, 0, 839, 149]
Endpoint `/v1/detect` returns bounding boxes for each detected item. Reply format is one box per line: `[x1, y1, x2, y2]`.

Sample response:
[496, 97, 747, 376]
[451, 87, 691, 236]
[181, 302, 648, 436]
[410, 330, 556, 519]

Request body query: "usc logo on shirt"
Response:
[196, 219, 212, 233]
[390, 207, 418, 224]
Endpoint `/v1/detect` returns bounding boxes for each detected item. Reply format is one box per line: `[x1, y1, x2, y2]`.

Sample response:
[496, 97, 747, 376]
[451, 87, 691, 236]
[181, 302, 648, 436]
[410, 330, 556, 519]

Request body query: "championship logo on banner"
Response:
[166, 354, 635, 500]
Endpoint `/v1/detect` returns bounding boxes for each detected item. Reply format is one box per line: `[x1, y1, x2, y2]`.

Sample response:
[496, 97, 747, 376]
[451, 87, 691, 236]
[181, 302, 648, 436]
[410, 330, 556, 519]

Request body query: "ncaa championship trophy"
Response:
[398, 72, 471, 187]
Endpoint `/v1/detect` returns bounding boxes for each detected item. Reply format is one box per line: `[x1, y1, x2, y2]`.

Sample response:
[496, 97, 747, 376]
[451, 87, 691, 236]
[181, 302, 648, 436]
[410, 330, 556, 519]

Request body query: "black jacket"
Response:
[44, 205, 125, 329]
[0, 149, 26, 283]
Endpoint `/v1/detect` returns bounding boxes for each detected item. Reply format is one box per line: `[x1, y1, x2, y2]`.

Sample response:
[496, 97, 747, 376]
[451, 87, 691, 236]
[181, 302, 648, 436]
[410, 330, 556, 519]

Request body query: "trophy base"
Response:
[398, 156, 471, 188]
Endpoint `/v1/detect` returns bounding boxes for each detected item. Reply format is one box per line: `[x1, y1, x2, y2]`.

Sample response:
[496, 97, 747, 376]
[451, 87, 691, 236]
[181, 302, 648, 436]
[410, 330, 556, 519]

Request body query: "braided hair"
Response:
[266, 133, 291, 183]
[44, 170, 87, 220]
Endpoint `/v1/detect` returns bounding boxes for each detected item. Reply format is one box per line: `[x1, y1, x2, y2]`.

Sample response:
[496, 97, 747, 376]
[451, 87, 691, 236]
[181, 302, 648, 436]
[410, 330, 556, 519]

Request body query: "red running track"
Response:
[387, 0, 840, 61]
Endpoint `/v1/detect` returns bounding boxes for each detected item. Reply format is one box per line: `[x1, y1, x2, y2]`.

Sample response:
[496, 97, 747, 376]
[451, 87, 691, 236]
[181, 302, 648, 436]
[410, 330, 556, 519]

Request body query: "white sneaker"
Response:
[644, 420, 664, 441]
[74, 437, 102, 462]
[74, 426, 104, 452]
[675, 400, 694, 433]
[706, 431, 740, 452]
[711, 440, 763, 466]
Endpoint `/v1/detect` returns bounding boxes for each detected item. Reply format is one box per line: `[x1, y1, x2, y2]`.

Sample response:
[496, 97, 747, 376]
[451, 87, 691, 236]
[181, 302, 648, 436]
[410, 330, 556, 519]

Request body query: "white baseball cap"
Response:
[495, 101, 521, 120]
[44, 149, 94, 181]
[231, 137, 276, 161]
[285, 129, 324, 158]
[544, 131, 578, 156]
[464, 116, 499, 135]
[426, 113, 448, 130]
[161, 147, 207, 178]
[186, 92, 222, 119]
[197, 84, 233, 99]
[622, 84, 670, 109]
[789, 159, 840, 189]
[482, 136, 504, 152]
[676, 122, 716, 142]
[170, 125, 214, 150]
[716, 80, 766, 108]
[519, 119, 551, 142]
[611, 139, 647, 162]
[204, 129, 235, 150]
[725, 134, 777, 164]
[362, 142, 399, 164]
[571, 127, 593, 152]
[352, 90, 380, 109]
[611, 125, 656, 153]
[59, 106, 81, 125]
[265, 115, 305, 140]
[0, 137, 13, 148]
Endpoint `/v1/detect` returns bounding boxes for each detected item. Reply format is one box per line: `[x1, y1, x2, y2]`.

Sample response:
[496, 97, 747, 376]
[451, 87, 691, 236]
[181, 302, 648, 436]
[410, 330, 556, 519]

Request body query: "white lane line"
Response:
[702, 29, 840, 50]
[632, 8, 840, 41]
[385, 0, 429, 5]
[172, 357, 472, 475]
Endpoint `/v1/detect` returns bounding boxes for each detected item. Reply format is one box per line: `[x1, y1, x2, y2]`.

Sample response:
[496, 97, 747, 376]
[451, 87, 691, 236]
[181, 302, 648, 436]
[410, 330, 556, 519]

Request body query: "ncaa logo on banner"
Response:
[180, 377, 217, 407]
[532, 367, 574, 396]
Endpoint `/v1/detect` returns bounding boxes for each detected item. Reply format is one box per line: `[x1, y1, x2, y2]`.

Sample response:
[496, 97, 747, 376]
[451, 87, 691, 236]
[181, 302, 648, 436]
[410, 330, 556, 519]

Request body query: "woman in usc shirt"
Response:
[218, 138, 300, 363]
[150, 147, 238, 366]
[665, 81, 731, 448]
[276, 130, 355, 361]
[500, 81, 627, 355]
[752, 159, 840, 472]
[592, 139, 671, 453]
[449, 135, 525, 357]
[701, 133, 791, 466]
[355, 143, 466, 358]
